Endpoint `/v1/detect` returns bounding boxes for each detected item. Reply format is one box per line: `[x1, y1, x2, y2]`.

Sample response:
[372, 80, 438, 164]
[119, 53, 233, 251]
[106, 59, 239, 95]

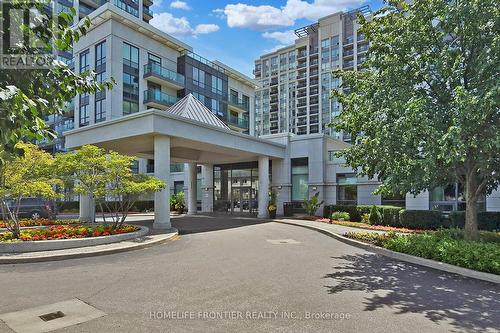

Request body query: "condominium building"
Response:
[254, 6, 371, 141]
[40, 0, 254, 155]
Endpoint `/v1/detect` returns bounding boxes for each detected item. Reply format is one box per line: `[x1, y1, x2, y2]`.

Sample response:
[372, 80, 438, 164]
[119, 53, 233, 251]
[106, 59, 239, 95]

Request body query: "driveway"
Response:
[0, 215, 498, 332]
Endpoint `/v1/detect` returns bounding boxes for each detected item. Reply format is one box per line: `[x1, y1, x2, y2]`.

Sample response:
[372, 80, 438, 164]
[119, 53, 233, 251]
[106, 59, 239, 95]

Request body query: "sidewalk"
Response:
[277, 218, 395, 235]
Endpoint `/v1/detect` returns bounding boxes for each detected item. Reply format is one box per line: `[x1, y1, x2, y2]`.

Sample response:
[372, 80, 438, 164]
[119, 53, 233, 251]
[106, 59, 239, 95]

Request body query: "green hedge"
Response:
[58, 201, 154, 213]
[399, 210, 442, 229]
[449, 211, 500, 231]
[324, 204, 403, 225]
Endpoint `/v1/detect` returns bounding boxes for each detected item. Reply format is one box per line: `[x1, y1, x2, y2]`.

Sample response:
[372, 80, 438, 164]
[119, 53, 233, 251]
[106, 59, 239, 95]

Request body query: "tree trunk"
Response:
[464, 173, 479, 241]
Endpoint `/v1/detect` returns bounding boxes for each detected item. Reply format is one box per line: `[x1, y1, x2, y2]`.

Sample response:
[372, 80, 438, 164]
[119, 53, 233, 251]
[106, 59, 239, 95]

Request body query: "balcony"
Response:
[228, 96, 250, 112]
[143, 63, 185, 90]
[343, 49, 354, 57]
[357, 45, 369, 53]
[143, 89, 179, 109]
[79, 5, 94, 16]
[343, 60, 354, 69]
[143, 0, 153, 5]
[298, 50, 307, 58]
[143, 6, 153, 19]
[227, 114, 249, 129]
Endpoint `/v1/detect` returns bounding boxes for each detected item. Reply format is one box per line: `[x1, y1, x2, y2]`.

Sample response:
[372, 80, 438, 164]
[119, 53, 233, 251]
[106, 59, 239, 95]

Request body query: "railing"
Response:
[228, 96, 250, 111]
[79, 5, 94, 16]
[180, 50, 226, 74]
[143, 6, 153, 17]
[227, 114, 249, 128]
[143, 89, 179, 106]
[143, 62, 185, 86]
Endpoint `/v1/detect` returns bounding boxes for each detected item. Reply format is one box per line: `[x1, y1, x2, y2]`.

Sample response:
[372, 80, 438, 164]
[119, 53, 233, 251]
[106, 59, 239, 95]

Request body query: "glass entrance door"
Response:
[231, 187, 253, 214]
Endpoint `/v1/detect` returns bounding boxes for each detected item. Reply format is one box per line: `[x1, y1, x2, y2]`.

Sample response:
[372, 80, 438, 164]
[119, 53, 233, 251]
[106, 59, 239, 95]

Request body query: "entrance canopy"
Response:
[65, 94, 285, 163]
[65, 94, 284, 229]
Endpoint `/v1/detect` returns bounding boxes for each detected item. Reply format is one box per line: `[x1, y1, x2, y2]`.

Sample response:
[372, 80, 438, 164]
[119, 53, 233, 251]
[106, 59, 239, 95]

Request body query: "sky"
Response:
[149, 0, 385, 77]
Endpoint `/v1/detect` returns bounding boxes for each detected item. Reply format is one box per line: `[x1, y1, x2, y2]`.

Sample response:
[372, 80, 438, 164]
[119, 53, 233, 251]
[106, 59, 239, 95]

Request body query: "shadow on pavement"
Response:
[323, 253, 500, 332]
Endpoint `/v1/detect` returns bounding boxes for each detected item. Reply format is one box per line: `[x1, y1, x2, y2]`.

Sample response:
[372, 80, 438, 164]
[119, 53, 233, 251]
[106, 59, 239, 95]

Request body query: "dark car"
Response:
[5, 198, 56, 220]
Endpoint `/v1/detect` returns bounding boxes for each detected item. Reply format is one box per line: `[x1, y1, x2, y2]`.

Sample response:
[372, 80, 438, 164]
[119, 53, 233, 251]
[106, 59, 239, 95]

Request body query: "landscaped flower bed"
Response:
[0, 224, 139, 242]
[0, 219, 80, 229]
[344, 229, 500, 274]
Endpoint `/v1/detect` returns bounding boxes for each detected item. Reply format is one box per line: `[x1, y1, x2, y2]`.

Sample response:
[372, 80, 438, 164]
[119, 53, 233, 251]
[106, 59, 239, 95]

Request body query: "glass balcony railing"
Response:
[228, 96, 250, 111]
[143, 89, 179, 107]
[143, 6, 153, 17]
[227, 114, 249, 128]
[143, 63, 185, 86]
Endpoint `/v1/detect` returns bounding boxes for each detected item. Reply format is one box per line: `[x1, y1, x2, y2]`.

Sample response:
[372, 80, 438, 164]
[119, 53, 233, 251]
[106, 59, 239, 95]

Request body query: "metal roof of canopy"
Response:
[167, 94, 230, 130]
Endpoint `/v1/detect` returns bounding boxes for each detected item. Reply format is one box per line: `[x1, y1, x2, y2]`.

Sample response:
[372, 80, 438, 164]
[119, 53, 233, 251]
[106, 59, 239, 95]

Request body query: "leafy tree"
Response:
[55, 145, 107, 223]
[0, 142, 61, 238]
[331, 0, 499, 240]
[302, 192, 324, 216]
[56, 145, 165, 227]
[95, 152, 165, 229]
[0, 0, 113, 151]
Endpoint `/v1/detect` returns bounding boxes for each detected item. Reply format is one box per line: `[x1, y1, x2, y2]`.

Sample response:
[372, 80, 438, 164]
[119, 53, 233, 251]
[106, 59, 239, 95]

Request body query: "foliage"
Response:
[399, 210, 443, 229]
[56, 145, 165, 227]
[302, 192, 324, 216]
[0, 1, 113, 151]
[344, 229, 500, 274]
[268, 189, 277, 212]
[324, 204, 402, 224]
[0, 224, 139, 242]
[361, 213, 370, 224]
[449, 211, 500, 231]
[368, 205, 382, 225]
[174, 192, 185, 212]
[0, 143, 62, 238]
[170, 195, 178, 211]
[331, 211, 350, 221]
[0, 219, 78, 228]
[381, 206, 403, 227]
[331, 0, 500, 240]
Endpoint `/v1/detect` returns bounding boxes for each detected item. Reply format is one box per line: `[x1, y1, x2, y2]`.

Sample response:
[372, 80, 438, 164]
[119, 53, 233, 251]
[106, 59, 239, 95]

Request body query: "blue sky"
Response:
[150, 0, 384, 77]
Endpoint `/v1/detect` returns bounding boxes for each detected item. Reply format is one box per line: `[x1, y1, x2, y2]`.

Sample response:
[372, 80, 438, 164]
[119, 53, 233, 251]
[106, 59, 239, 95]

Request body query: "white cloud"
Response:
[262, 30, 296, 45]
[194, 24, 220, 34]
[217, 0, 365, 30]
[170, 1, 190, 10]
[151, 12, 219, 37]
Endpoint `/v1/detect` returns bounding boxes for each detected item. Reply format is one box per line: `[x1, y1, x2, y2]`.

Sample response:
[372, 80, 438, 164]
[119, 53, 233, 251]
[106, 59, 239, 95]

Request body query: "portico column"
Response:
[187, 162, 197, 215]
[153, 135, 171, 229]
[201, 164, 214, 212]
[79, 193, 95, 223]
[258, 156, 270, 218]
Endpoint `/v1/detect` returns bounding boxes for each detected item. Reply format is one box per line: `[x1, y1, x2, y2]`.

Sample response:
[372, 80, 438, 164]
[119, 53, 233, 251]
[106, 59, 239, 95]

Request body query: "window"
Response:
[79, 49, 89, 73]
[211, 76, 223, 95]
[95, 41, 106, 67]
[146, 159, 154, 173]
[321, 38, 330, 49]
[79, 93, 89, 126]
[211, 99, 221, 115]
[382, 192, 406, 207]
[291, 158, 308, 201]
[131, 160, 139, 174]
[337, 173, 357, 205]
[123, 100, 139, 115]
[148, 53, 161, 66]
[122, 42, 139, 68]
[193, 92, 206, 105]
[192, 67, 205, 88]
[95, 99, 105, 123]
[123, 73, 139, 99]
[242, 95, 249, 109]
[429, 183, 484, 212]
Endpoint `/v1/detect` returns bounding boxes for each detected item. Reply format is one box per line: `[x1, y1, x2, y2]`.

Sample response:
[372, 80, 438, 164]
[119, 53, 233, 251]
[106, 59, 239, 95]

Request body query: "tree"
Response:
[0, 1, 113, 151]
[95, 152, 165, 229]
[55, 145, 107, 223]
[331, 0, 499, 240]
[0, 142, 61, 238]
[56, 145, 166, 227]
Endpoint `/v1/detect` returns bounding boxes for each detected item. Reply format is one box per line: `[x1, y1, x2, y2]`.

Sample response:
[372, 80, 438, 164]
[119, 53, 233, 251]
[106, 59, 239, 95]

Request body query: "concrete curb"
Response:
[0, 226, 150, 253]
[275, 219, 500, 285]
[0, 228, 178, 264]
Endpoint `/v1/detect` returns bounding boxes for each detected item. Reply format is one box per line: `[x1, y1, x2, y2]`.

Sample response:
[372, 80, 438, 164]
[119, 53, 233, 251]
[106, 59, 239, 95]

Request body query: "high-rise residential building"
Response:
[39, 0, 254, 155]
[253, 6, 371, 141]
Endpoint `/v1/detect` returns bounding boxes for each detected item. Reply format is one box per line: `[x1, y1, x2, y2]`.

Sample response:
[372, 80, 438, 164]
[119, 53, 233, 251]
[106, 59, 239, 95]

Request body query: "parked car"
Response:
[3, 198, 56, 220]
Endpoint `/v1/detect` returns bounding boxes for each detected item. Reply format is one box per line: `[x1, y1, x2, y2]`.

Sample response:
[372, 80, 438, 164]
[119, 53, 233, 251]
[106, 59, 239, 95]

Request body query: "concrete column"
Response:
[201, 164, 214, 212]
[79, 193, 95, 223]
[258, 156, 270, 218]
[187, 162, 197, 215]
[153, 135, 171, 229]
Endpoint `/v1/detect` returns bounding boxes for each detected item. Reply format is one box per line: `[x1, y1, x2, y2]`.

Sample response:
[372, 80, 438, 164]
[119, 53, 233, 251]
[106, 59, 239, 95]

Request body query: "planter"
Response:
[268, 210, 277, 219]
[0, 226, 149, 253]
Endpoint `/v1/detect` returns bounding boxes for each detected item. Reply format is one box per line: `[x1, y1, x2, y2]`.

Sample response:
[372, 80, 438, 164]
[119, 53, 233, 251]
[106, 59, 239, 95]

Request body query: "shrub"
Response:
[324, 205, 361, 221]
[449, 211, 499, 231]
[332, 211, 350, 221]
[361, 213, 370, 224]
[323, 204, 403, 224]
[399, 210, 442, 229]
[302, 192, 324, 216]
[368, 205, 382, 225]
[381, 206, 403, 226]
